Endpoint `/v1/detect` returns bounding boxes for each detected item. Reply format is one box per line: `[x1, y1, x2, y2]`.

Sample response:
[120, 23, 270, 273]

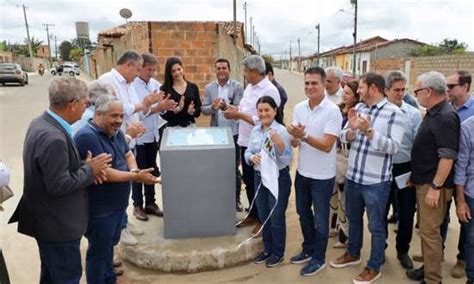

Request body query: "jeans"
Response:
[295, 172, 335, 264]
[255, 167, 291, 257]
[387, 162, 416, 255]
[465, 195, 474, 280]
[240, 146, 258, 219]
[132, 141, 159, 207]
[86, 209, 125, 284]
[345, 179, 391, 271]
[36, 239, 82, 284]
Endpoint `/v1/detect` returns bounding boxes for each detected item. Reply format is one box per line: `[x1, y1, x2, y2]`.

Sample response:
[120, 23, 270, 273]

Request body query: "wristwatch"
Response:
[430, 182, 442, 190]
[366, 128, 374, 136]
[301, 133, 310, 143]
[130, 168, 140, 173]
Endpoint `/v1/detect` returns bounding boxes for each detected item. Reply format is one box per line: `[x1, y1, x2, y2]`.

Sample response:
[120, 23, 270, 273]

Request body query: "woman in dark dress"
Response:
[160, 57, 201, 127]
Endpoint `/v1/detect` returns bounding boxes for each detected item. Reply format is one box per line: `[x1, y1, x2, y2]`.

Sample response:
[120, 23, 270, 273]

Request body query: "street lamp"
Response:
[315, 24, 320, 67]
[339, 1, 357, 76]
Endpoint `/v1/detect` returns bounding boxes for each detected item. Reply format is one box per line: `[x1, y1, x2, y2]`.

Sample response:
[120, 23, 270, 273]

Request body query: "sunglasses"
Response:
[447, 83, 462, 90]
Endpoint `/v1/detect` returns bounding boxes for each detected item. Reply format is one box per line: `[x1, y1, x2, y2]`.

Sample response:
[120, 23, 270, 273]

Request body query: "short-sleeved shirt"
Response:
[292, 97, 343, 179]
[237, 77, 280, 147]
[411, 100, 460, 187]
[74, 121, 131, 216]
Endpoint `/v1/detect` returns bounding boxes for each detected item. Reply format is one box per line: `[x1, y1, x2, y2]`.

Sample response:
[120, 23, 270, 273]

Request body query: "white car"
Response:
[50, 64, 81, 76]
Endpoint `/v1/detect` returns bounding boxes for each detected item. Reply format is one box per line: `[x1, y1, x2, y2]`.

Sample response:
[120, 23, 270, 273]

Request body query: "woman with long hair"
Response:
[160, 57, 201, 127]
[333, 79, 360, 249]
[244, 95, 292, 268]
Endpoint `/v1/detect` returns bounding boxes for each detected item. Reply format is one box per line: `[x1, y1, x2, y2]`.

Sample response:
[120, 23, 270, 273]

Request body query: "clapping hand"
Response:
[173, 95, 185, 113]
[85, 151, 112, 184]
[135, 168, 160, 185]
[212, 98, 224, 110]
[187, 101, 196, 115]
[223, 106, 239, 120]
[126, 121, 146, 139]
[160, 94, 178, 111]
[286, 123, 305, 139]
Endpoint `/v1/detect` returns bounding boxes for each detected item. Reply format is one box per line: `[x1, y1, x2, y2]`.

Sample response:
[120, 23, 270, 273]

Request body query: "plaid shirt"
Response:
[340, 98, 405, 185]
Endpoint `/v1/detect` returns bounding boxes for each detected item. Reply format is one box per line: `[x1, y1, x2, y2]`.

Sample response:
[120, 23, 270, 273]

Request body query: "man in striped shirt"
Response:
[330, 72, 405, 284]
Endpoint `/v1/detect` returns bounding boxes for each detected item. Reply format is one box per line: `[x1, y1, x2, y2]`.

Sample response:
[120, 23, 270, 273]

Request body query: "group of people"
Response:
[7, 48, 474, 284]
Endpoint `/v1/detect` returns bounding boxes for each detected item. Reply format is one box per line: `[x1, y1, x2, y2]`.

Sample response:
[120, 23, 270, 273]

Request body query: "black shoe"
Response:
[407, 266, 424, 281]
[254, 251, 271, 264]
[467, 279, 474, 284]
[398, 253, 414, 270]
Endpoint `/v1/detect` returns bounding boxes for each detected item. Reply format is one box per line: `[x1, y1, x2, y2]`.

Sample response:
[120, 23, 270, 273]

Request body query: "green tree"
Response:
[262, 54, 274, 63]
[0, 40, 7, 51]
[59, 41, 73, 61]
[70, 48, 82, 62]
[410, 38, 468, 57]
[27, 37, 43, 56]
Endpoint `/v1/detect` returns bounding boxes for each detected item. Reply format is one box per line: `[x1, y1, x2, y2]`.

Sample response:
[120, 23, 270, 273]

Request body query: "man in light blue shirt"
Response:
[454, 116, 474, 284]
[445, 70, 473, 278]
[384, 71, 422, 270]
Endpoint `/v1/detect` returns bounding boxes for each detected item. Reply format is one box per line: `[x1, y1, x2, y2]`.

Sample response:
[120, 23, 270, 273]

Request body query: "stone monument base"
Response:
[118, 215, 263, 273]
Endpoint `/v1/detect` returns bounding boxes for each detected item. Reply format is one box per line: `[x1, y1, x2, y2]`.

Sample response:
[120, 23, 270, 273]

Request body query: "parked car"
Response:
[50, 64, 81, 76]
[0, 63, 29, 86]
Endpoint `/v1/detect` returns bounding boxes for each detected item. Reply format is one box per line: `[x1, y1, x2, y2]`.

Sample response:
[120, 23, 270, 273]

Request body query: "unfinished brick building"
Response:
[87, 21, 254, 94]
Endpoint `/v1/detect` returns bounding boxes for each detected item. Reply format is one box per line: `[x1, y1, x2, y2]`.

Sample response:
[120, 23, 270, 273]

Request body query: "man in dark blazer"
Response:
[9, 77, 111, 284]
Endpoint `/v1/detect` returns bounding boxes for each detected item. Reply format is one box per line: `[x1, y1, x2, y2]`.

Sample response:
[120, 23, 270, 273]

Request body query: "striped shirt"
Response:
[340, 98, 405, 185]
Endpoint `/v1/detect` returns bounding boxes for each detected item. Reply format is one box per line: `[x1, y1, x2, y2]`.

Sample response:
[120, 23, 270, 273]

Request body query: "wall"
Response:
[370, 41, 422, 60]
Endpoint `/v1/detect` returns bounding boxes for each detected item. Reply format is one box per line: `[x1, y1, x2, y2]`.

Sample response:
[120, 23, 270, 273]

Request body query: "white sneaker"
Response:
[120, 228, 138, 246]
[333, 241, 348, 249]
[128, 222, 144, 236]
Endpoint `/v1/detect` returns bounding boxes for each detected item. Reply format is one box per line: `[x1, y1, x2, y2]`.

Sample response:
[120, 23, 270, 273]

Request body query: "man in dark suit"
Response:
[9, 77, 111, 284]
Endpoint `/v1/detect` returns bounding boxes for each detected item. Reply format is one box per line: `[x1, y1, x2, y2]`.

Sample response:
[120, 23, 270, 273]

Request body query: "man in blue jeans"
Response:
[74, 95, 159, 284]
[330, 73, 404, 284]
[455, 115, 474, 284]
[287, 67, 342, 276]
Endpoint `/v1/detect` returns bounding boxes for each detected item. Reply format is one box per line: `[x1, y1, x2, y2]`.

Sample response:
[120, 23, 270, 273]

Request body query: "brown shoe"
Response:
[236, 216, 258, 227]
[113, 259, 122, 268]
[133, 207, 148, 221]
[330, 252, 361, 268]
[144, 204, 163, 217]
[353, 268, 381, 284]
[412, 253, 445, 263]
[251, 222, 262, 237]
[451, 260, 466, 278]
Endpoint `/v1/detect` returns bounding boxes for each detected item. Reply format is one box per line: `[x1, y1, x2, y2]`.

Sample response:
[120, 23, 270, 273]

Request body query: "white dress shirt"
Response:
[237, 77, 280, 147]
[98, 68, 141, 147]
[132, 77, 166, 145]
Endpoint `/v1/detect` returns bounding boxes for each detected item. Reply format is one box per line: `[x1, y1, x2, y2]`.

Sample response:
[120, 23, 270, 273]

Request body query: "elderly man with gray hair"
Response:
[224, 54, 280, 235]
[9, 77, 112, 283]
[407, 71, 460, 284]
[74, 94, 160, 284]
[324, 66, 344, 104]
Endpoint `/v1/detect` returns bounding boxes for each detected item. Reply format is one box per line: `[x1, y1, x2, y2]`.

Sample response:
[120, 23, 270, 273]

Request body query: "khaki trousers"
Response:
[416, 184, 453, 284]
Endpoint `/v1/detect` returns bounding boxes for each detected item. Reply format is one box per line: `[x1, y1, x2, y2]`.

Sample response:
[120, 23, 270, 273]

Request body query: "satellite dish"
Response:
[119, 8, 132, 20]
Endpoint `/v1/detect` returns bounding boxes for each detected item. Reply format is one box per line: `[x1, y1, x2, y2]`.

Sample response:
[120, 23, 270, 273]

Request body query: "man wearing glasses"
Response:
[442, 70, 473, 278]
[408, 71, 460, 284]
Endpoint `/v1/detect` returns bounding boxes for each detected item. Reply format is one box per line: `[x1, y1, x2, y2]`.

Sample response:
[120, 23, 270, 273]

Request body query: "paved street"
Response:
[0, 69, 464, 283]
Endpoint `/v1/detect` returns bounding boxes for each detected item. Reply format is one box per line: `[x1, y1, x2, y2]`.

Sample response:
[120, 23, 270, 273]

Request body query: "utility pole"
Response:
[243, 1, 248, 44]
[315, 24, 320, 66]
[21, 4, 33, 58]
[233, 0, 237, 44]
[352, 0, 358, 76]
[54, 35, 58, 61]
[289, 40, 293, 71]
[297, 37, 301, 71]
[253, 25, 256, 48]
[249, 17, 253, 46]
[43, 23, 55, 65]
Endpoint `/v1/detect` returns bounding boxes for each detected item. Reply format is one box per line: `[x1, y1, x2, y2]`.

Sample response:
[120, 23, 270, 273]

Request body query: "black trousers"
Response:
[240, 146, 258, 219]
[132, 141, 159, 208]
[385, 162, 416, 254]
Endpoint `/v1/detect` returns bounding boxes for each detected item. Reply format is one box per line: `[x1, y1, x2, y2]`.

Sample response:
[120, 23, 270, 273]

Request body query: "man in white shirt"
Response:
[98, 50, 162, 246]
[202, 58, 244, 212]
[224, 55, 280, 234]
[131, 53, 177, 221]
[324, 66, 344, 105]
[287, 67, 342, 276]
